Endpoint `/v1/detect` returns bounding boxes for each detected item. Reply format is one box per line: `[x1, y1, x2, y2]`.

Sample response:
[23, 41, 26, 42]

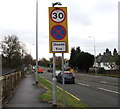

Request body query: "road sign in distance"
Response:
[51, 8, 66, 23]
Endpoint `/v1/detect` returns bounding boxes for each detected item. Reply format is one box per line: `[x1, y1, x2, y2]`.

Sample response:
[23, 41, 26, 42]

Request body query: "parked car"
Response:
[57, 71, 75, 84]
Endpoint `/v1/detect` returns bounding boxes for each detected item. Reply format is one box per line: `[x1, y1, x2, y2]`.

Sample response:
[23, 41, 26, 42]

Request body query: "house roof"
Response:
[96, 55, 115, 63]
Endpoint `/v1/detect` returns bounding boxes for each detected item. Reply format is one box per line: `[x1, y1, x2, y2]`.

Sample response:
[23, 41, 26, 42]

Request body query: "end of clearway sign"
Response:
[52, 42, 66, 52]
[49, 7, 69, 53]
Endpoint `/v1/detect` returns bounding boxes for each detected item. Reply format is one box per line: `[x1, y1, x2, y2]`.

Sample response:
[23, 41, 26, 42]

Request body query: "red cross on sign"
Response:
[51, 25, 66, 40]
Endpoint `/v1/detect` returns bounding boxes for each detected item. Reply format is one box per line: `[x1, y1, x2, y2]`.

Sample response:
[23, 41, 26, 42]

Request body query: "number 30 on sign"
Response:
[50, 8, 66, 23]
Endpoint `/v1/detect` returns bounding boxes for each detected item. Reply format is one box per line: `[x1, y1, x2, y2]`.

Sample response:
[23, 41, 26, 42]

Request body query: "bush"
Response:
[98, 67, 106, 74]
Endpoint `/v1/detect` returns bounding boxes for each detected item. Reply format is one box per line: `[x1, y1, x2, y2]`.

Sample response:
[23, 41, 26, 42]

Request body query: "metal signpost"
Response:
[49, 3, 68, 106]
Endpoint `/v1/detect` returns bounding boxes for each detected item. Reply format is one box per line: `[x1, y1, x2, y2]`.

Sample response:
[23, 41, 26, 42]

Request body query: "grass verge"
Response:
[38, 76, 88, 108]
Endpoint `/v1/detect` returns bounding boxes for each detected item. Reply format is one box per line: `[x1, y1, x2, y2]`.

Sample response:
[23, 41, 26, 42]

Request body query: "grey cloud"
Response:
[69, 10, 92, 25]
[94, 0, 117, 13]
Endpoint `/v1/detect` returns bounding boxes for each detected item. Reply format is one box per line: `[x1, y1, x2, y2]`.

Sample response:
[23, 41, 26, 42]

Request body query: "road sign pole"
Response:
[50, 3, 68, 106]
[52, 53, 57, 106]
[62, 53, 66, 106]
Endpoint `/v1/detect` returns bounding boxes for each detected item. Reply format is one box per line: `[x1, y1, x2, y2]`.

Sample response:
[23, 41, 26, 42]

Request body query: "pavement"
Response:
[3, 73, 52, 109]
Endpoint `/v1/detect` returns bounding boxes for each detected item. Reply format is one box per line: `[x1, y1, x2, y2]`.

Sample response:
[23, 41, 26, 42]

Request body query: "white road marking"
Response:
[77, 83, 90, 87]
[100, 81, 107, 84]
[98, 87, 120, 94]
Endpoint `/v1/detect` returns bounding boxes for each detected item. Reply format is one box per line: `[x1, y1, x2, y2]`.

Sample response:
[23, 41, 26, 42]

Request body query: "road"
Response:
[39, 68, 119, 107]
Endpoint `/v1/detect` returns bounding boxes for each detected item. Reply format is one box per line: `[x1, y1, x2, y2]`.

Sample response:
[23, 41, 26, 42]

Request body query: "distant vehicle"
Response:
[52, 70, 61, 77]
[38, 68, 43, 73]
[33, 66, 43, 74]
[47, 68, 53, 73]
[57, 71, 75, 84]
[69, 69, 74, 73]
[55, 70, 61, 77]
[32, 66, 36, 71]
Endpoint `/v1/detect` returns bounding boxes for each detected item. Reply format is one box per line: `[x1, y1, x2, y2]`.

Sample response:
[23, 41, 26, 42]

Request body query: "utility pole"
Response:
[89, 36, 97, 74]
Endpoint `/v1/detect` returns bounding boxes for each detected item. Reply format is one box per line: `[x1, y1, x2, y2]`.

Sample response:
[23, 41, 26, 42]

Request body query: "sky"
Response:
[0, 0, 119, 60]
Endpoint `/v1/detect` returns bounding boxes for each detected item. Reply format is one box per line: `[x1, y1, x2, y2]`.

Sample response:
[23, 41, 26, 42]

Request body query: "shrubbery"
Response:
[97, 67, 106, 74]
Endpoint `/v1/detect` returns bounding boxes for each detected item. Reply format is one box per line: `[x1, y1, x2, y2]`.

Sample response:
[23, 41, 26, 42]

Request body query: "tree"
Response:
[55, 56, 62, 69]
[76, 46, 81, 53]
[11, 51, 22, 68]
[103, 55, 116, 70]
[23, 54, 33, 67]
[69, 47, 94, 72]
[113, 48, 118, 56]
[105, 48, 111, 55]
[38, 58, 49, 67]
[116, 55, 120, 70]
[49, 56, 62, 69]
[69, 47, 77, 68]
[74, 52, 94, 72]
[1, 35, 25, 69]
[103, 48, 118, 70]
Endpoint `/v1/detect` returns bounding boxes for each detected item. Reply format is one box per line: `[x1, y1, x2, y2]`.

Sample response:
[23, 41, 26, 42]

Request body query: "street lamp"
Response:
[52, 2, 62, 7]
[89, 36, 97, 74]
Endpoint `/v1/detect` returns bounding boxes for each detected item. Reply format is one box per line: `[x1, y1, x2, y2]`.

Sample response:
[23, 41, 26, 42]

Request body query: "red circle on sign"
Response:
[50, 8, 66, 23]
[51, 25, 66, 40]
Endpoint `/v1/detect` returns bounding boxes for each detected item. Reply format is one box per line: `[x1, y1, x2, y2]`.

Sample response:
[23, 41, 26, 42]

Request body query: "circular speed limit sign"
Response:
[50, 8, 66, 23]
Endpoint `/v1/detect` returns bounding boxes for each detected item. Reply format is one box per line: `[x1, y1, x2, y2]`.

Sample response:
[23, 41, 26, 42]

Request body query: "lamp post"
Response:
[35, 0, 38, 84]
[89, 36, 97, 74]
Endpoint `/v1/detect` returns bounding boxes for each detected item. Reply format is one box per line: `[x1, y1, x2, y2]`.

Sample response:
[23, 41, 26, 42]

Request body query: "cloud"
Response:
[0, 0, 119, 59]
[94, 0, 118, 13]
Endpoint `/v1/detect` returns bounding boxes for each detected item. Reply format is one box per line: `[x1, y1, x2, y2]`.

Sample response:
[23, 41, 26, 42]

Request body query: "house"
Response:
[96, 53, 118, 70]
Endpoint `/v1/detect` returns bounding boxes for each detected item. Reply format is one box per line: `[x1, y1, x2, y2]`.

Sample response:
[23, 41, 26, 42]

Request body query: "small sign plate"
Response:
[52, 42, 66, 52]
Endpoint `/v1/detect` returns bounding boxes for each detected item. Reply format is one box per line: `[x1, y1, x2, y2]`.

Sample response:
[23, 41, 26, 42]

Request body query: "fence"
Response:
[0, 71, 22, 108]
